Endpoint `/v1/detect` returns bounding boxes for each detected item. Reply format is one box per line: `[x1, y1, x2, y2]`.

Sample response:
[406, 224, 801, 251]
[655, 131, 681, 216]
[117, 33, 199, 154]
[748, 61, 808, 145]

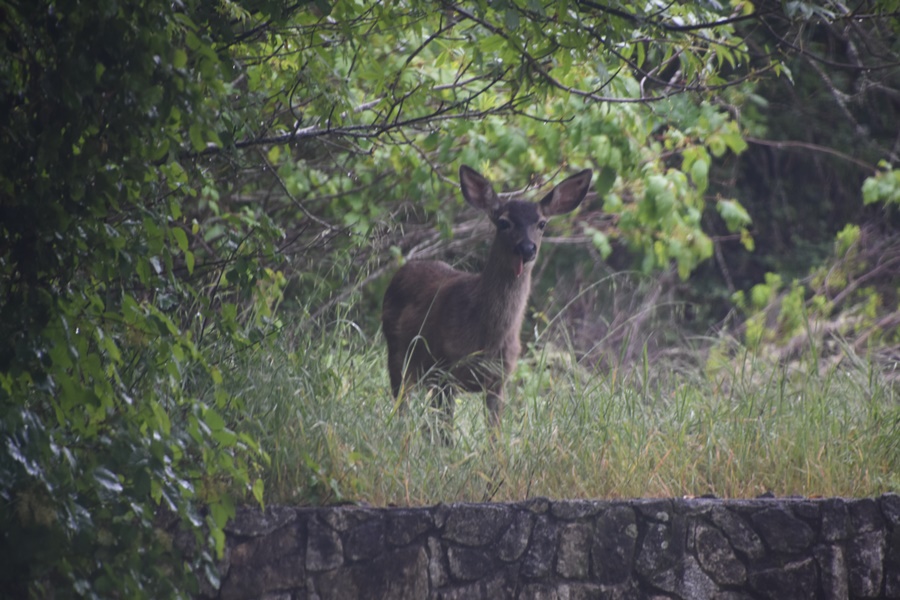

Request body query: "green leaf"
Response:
[173, 48, 188, 69]
[189, 123, 206, 152]
[708, 136, 727, 158]
[594, 168, 617, 199]
[835, 223, 860, 255]
[252, 478, 265, 508]
[717, 199, 752, 231]
[172, 227, 189, 253]
[690, 158, 708, 195]
[722, 132, 748, 155]
[209, 498, 236, 535]
[862, 169, 900, 205]
[204, 407, 226, 431]
[751, 282, 772, 308]
[151, 401, 172, 436]
[504, 9, 520, 31]
[590, 229, 612, 259]
[94, 467, 123, 494]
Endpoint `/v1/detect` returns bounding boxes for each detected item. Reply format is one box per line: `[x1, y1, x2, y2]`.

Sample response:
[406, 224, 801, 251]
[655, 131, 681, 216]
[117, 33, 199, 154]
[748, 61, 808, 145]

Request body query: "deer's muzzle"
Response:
[517, 241, 537, 263]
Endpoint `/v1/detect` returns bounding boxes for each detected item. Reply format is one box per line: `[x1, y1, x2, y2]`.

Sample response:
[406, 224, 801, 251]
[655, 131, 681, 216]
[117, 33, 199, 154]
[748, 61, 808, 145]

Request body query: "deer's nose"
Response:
[517, 240, 537, 262]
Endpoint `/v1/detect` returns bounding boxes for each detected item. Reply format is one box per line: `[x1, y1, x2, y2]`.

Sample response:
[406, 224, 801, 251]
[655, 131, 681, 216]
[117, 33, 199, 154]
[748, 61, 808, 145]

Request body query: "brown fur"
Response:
[382, 165, 592, 440]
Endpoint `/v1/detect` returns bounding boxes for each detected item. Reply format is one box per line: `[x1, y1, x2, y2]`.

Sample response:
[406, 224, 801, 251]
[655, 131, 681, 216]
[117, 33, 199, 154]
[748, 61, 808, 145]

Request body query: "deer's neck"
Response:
[475, 241, 533, 343]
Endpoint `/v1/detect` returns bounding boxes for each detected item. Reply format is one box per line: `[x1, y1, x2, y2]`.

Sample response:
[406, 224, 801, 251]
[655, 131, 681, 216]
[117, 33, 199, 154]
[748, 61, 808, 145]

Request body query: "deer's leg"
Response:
[485, 387, 504, 429]
[388, 356, 402, 399]
[430, 383, 455, 446]
[387, 339, 414, 417]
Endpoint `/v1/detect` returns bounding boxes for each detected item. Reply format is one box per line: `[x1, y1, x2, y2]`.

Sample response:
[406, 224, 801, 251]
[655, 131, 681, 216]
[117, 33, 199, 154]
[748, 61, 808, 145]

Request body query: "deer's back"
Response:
[389, 262, 521, 380]
[382, 260, 479, 358]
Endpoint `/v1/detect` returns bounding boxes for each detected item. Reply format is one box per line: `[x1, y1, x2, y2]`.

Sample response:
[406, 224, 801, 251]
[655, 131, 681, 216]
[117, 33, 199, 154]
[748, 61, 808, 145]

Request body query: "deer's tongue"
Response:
[513, 255, 524, 278]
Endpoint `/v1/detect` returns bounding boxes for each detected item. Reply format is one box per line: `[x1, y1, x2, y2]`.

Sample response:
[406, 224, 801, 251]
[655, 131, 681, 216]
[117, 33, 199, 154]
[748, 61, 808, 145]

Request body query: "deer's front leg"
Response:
[431, 383, 455, 446]
[485, 386, 504, 429]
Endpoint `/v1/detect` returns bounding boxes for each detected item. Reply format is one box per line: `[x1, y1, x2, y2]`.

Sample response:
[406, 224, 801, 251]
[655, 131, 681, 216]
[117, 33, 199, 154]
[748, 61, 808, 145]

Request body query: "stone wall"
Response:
[205, 495, 900, 599]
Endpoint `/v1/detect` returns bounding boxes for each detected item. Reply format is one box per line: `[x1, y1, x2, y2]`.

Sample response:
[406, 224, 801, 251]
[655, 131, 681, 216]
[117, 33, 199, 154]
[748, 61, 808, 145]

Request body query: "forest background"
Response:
[2, 0, 900, 597]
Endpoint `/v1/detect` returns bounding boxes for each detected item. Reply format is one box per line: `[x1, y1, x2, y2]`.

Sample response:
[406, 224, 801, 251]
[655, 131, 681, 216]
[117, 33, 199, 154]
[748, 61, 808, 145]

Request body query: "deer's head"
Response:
[459, 165, 593, 278]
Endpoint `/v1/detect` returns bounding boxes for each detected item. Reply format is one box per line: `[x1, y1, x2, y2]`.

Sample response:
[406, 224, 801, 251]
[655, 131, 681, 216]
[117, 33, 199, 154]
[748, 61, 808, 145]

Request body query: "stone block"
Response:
[814, 544, 848, 600]
[345, 518, 386, 562]
[447, 545, 495, 582]
[640, 555, 718, 600]
[433, 566, 516, 600]
[228, 521, 302, 569]
[498, 510, 536, 562]
[633, 499, 673, 524]
[848, 530, 886, 598]
[523, 515, 560, 578]
[850, 498, 885, 534]
[694, 522, 746, 585]
[427, 536, 449, 589]
[521, 497, 551, 514]
[885, 527, 900, 597]
[312, 545, 427, 600]
[821, 498, 850, 541]
[306, 518, 343, 572]
[751, 507, 814, 554]
[709, 506, 765, 560]
[635, 522, 676, 578]
[882, 493, 900, 529]
[792, 500, 821, 522]
[517, 583, 559, 600]
[748, 558, 817, 600]
[226, 506, 298, 537]
[220, 553, 306, 600]
[556, 522, 591, 579]
[556, 582, 606, 600]
[551, 500, 603, 520]
[387, 509, 434, 546]
[443, 504, 512, 546]
[590, 506, 637, 585]
[321, 506, 375, 532]
[433, 502, 451, 529]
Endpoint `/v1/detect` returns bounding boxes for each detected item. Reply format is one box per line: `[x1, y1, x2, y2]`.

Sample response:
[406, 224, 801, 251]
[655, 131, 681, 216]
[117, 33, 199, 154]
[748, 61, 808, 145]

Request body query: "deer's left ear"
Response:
[460, 165, 502, 213]
[540, 169, 593, 216]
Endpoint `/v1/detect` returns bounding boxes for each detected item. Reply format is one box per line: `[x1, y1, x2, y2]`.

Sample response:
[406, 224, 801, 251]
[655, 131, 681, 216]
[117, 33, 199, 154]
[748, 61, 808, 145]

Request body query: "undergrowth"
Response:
[226, 312, 900, 506]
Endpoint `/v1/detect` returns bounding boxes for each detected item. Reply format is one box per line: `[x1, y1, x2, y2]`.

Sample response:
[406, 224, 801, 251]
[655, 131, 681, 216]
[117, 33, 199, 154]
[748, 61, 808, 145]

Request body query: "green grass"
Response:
[227, 319, 900, 506]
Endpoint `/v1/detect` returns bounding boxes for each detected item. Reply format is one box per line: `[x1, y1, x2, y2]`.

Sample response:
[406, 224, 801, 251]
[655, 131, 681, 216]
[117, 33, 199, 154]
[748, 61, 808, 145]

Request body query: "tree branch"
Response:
[744, 137, 877, 173]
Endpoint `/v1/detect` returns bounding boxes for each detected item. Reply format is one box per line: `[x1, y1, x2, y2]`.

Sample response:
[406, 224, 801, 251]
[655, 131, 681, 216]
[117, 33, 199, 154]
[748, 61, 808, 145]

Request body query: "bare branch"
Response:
[744, 137, 878, 173]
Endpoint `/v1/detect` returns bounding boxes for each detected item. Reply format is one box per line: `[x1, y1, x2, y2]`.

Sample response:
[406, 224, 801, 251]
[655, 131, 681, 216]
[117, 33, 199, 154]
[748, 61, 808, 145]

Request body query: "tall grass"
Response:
[227, 314, 900, 506]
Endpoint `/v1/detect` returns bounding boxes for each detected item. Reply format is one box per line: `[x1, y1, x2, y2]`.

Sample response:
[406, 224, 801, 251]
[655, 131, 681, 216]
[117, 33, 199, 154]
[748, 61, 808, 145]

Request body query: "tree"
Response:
[2, 0, 898, 596]
[1, 1, 265, 596]
[693, 1, 900, 352]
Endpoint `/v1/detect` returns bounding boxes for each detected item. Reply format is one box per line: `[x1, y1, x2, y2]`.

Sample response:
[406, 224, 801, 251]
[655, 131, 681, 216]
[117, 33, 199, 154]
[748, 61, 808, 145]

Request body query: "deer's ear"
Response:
[540, 169, 593, 216]
[459, 165, 502, 213]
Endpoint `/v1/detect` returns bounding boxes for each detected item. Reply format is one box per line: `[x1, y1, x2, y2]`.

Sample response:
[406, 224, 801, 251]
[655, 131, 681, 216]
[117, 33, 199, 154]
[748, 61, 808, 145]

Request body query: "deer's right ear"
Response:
[459, 165, 501, 213]
[540, 169, 593, 217]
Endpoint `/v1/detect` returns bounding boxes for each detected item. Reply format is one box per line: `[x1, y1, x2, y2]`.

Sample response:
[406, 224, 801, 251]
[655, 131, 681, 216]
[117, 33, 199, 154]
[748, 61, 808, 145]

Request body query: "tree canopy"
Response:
[1, 0, 899, 596]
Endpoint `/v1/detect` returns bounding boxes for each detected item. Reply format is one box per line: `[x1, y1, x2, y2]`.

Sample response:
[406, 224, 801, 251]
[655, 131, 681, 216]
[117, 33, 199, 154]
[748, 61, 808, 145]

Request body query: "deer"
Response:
[381, 165, 593, 442]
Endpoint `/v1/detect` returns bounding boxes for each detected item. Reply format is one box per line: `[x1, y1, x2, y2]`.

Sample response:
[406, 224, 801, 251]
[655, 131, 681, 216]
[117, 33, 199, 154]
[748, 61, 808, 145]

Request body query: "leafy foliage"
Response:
[2, 0, 899, 596]
[225, 0, 763, 284]
[863, 166, 900, 206]
[0, 0, 267, 596]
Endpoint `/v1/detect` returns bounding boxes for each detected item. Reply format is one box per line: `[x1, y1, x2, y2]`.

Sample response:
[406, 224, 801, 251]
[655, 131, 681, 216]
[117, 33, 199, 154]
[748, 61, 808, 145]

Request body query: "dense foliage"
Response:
[1, 0, 898, 596]
[0, 0, 268, 596]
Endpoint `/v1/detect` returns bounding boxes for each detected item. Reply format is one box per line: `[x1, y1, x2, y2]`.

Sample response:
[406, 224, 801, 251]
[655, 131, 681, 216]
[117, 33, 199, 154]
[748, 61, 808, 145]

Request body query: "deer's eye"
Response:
[497, 219, 512, 231]
[538, 220, 547, 230]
